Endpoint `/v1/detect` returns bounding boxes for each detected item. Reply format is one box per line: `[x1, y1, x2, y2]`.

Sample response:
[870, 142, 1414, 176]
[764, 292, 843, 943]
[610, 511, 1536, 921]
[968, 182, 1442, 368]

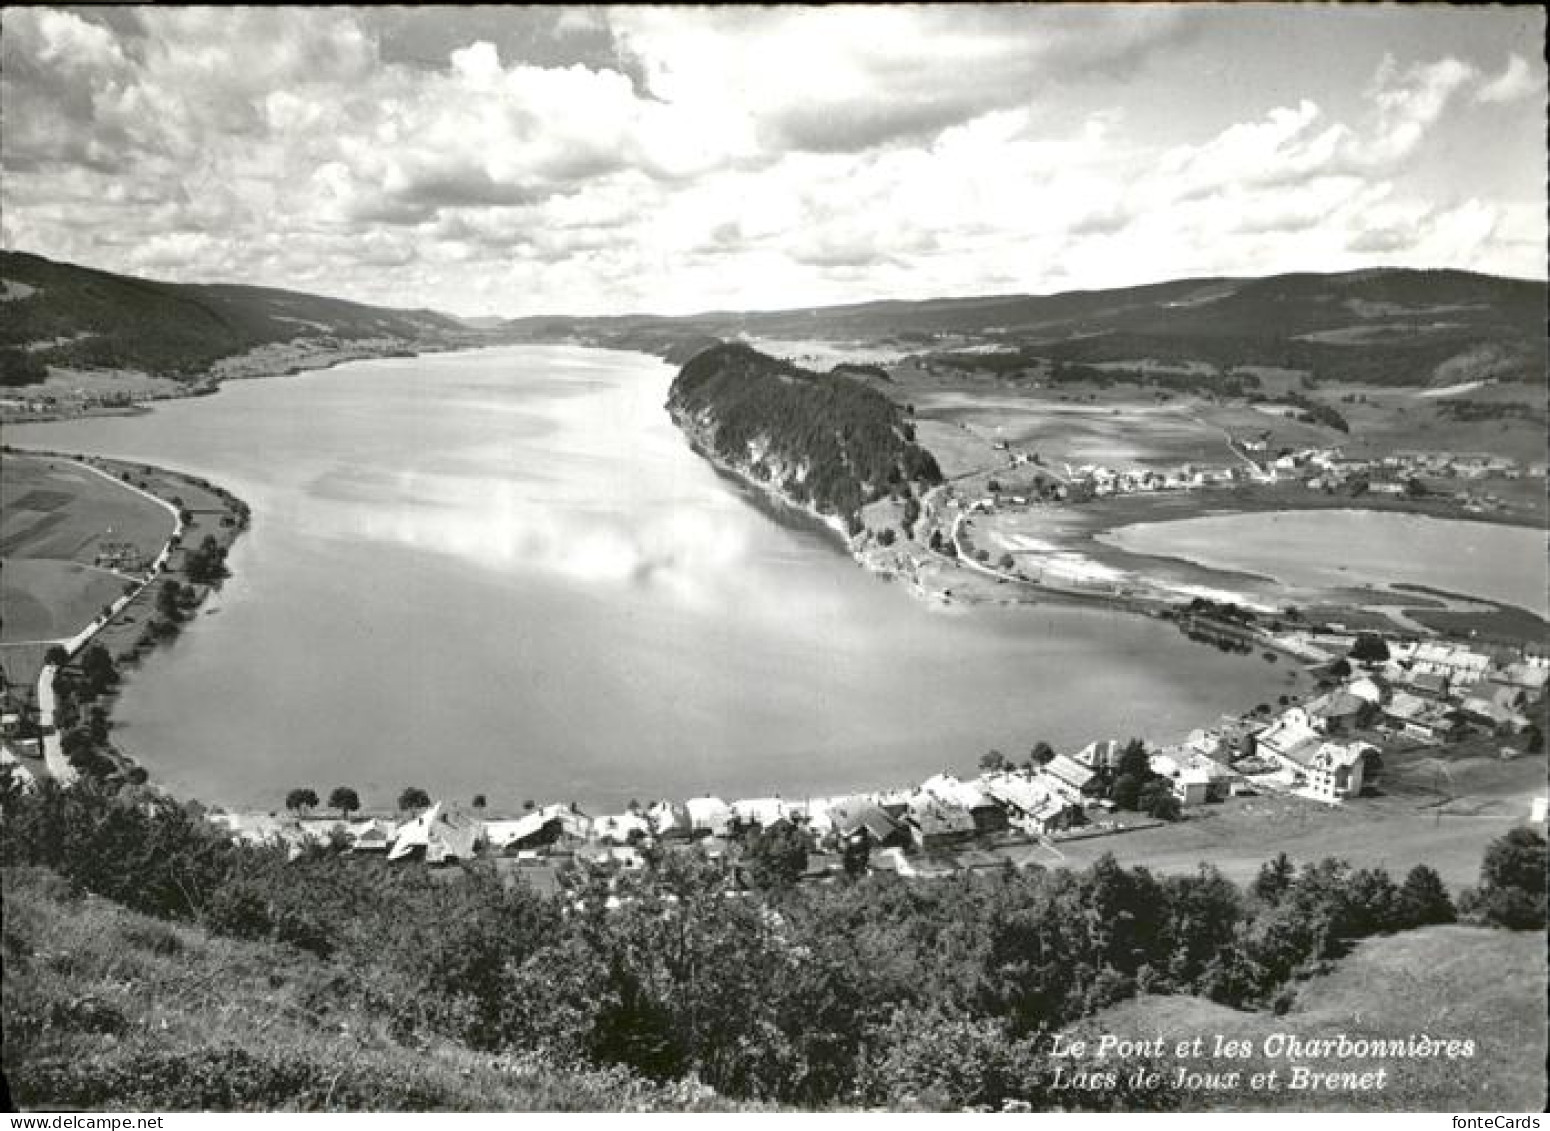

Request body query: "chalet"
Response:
[1382, 691, 1460, 743]
[593, 812, 652, 846]
[486, 811, 566, 853]
[1040, 754, 1100, 802]
[979, 772, 1076, 835]
[1150, 749, 1232, 805]
[647, 800, 694, 842]
[905, 797, 977, 851]
[1255, 707, 1323, 769]
[685, 796, 734, 838]
[731, 796, 789, 830]
[345, 818, 395, 853]
[387, 803, 481, 864]
[920, 773, 1008, 835]
[827, 800, 910, 849]
[1304, 689, 1370, 734]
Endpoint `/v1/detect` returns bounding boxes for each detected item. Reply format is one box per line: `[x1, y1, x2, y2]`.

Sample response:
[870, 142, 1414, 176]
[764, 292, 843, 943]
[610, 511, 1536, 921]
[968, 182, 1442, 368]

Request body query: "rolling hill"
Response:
[0, 250, 470, 386]
[503, 268, 1547, 387]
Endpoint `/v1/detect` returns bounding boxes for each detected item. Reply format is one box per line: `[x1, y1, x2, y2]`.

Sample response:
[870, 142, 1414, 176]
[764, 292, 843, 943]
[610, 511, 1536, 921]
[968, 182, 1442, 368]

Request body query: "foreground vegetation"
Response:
[3, 772, 1542, 1111]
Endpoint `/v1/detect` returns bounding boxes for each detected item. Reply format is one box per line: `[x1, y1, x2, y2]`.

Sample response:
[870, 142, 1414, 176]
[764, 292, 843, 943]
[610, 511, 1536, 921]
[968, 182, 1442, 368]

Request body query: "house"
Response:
[387, 803, 481, 864]
[1304, 689, 1370, 734]
[920, 773, 1008, 835]
[1040, 754, 1100, 802]
[979, 772, 1076, 835]
[685, 796, 734, 838]
[574, 844, 645, 871]
[593, 812, 652, 846]
[345, 818, 396, 853]
[1382, 691, 1461, 743]
[1150, 749, 1232, 805]
[1410, 643, 1492, 683]
[1304, 742, 1370, 801]
[1074, 739, 1123, 773]
[647, 800, 694, 842]
[731, 797, 788, 830]
[905, 797, 977, 851]
[1255, 707, 1323, 769]
[828, 801, 910, 849]
[1497, 662, 1550, 694]
[486, 811, 566, 853]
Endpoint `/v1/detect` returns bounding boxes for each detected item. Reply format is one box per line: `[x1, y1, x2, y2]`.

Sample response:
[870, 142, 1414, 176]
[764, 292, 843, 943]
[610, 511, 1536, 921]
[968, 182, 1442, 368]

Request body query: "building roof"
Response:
[1043, 754, 1097, 791]
[979, 772, 1058, 815]
[685, 796, 733, 832]
[907, 799, 976, 837]
[731, 797, 788, 828]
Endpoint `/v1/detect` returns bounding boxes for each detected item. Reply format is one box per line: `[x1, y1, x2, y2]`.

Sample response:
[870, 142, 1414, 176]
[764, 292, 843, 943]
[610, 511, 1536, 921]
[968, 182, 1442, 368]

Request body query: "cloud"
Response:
[1476, 54, 1538, 104]
[1, 7, 1543, 315]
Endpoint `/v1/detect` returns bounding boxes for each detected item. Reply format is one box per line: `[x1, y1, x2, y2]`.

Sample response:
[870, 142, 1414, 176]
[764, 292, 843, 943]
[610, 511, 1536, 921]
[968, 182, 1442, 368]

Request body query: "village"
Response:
[61, 629, 1531, 895]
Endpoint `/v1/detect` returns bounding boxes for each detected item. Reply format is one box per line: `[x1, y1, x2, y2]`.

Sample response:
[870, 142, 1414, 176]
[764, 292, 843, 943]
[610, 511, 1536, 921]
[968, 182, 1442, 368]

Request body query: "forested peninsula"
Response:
[666, 343, 942, 533]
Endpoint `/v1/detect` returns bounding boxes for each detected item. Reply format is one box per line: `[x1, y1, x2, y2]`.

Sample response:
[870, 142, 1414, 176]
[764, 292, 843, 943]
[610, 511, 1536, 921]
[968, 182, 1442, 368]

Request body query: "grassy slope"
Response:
[1065, 924, 1547, 1111]
[0, 867, 751, 1112]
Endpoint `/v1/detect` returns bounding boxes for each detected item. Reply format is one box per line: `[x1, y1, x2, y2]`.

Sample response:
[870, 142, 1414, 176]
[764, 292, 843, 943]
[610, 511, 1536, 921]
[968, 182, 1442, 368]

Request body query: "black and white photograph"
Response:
[1, 3, 1546, 1116]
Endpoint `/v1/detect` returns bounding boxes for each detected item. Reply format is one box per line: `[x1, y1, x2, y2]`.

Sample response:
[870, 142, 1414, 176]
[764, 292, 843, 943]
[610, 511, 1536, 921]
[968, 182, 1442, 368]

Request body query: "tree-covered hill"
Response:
[506, 268, 1548, 389]
[0, 250, 467, 385]
[666, 342, 942, 524]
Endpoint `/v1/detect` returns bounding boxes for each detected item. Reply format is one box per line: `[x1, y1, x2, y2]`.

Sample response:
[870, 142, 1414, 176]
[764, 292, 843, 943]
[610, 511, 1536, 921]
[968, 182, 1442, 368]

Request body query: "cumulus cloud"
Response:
[1, 6, 1543, 315]
[1476, 54, 1538, 104]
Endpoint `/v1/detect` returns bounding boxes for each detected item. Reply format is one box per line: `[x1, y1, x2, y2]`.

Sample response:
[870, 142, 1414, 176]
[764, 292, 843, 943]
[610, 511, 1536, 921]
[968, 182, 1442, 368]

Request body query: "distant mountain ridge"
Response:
[505, 267, 1548, 387]
[0, 250, 470, 386]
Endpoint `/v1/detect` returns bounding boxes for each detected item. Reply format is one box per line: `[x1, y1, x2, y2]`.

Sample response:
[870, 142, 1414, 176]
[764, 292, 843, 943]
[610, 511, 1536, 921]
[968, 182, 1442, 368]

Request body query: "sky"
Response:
[2, 4, 1545, 318]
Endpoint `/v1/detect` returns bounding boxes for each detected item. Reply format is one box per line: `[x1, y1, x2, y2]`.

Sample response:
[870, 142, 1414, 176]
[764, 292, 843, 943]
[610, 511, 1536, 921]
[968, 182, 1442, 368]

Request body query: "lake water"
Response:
[1098, 509, 1548, 618]
[10, 346, 1287, 812]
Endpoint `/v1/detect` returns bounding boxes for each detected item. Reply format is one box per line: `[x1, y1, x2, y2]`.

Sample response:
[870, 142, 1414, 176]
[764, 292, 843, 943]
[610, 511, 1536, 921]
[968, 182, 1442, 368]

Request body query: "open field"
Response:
[0, 558, 129, 641]
[1068, 924, 1547, 1111]
[1, 453, 174, 565]
[1, 453, 175, 649]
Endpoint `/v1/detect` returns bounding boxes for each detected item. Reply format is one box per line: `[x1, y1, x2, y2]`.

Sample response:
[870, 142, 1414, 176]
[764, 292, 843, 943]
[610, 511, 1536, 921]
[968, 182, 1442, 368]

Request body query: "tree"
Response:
[1349, 633, 1389, 663]
[328, 786, 360, 818]
[1468, 827, 1547, 929]
[86, 705, 110, 746]
[1029, 741, 1055, 767]
[1138, 781, 1181, 821]
[1396, 864, 1455, 928]
[472, 793, 488, 811]
[1110, 773, 1143, 811]
[1252, 852, 1296, 906]
[980, 749, 1007, 772]
[78, 644, 119, 698]
[185, 534, 228, 584]
[285, 788, 319, 815]
[156, 581, 186, 623]
[841, 828, 872, 879]
[398, 786, 431, 814]
[744, 818, 808, 892]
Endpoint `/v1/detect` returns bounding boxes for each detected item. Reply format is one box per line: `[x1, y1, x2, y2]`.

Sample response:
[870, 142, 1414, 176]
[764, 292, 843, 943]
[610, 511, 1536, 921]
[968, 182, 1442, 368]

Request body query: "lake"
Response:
[9, 346, 1288, 812]
[1098, 509, 1548, 619]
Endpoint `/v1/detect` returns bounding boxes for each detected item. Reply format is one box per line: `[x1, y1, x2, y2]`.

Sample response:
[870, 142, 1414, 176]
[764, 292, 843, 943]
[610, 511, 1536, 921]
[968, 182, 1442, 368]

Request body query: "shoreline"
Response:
[0, 335, 472, 427]
[2, 445, 251, 791]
